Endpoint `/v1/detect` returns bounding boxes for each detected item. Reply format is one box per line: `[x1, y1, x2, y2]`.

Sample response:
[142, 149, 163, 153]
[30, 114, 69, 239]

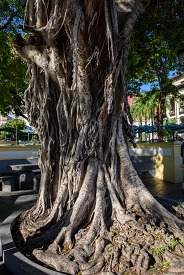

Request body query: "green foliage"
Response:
[0, 1, 27, 117]
[0, 0, 24, 32]
[153, 239, 180, 257]
[128, 0, 184, 140]
[0, 31, 27, 117]
[154, 247, 165, 255]
[163, 258, 171, 267]
[162, 244, 169, 251]
[128, 0, 184, 88]
[31, 135, 38, 142]
[131, 90, 159, 122]
[170, 238, 179, 247]
[163, 118, 177, 141]
[2, 118, 26, 130]
[181, 240, 184, 246]
[163, 118, 177, 125]
[177, 200, 184, 208]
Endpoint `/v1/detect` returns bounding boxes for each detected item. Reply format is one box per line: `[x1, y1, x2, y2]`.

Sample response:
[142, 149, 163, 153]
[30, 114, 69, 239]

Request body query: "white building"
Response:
[170, 73, 184, 124]
[0, 114, 7, 126]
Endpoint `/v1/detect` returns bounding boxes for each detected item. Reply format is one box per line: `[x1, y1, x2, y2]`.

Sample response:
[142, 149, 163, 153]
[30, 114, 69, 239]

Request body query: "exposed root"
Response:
[17, 188, 184, 275]
[32, 249, 79, 274]
[164, 251, 184, 273]
[81, 256, 105, 275]
[18, 149, 184, 275]
[18, 144, 184, 275]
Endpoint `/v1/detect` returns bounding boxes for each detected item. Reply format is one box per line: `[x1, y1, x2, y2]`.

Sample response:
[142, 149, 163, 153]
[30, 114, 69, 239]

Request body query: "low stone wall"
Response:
[129, 141, 182, 183]
[0, 143, 182, 183]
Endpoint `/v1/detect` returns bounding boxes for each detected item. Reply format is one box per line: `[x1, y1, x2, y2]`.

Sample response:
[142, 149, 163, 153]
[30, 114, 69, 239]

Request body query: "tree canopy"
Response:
[128, 0, 184, 89]
[131, 89, 159, 122]
[1, 117, 26, 130]
[0, 0, 27, 118]
[0, 31, 27, 117]
[0, 0, 24, 32]
[127, 0, 184, 140]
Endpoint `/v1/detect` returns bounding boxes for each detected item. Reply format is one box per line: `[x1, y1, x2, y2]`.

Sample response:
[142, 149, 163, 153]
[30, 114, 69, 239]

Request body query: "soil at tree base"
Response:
[12, 197, 184, 275]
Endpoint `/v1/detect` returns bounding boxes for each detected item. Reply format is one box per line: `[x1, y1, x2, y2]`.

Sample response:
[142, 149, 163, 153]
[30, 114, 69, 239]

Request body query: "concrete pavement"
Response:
[0, 190, 37, 275]
[142, 176, 184, 202]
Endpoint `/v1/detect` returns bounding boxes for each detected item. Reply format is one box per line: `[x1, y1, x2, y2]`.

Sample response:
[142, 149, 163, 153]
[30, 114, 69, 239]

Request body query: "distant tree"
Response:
[0, 1, 27, 118]
[2, 118, 26, 130]
[131, 90, 159, 123]
[131, 89, 173, 126]
[0, 32, 27, 118]
[127, 0, 184, 141]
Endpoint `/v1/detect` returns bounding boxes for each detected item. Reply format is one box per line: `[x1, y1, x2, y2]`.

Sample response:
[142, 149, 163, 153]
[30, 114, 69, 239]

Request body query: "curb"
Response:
[0, 211, 67, 275]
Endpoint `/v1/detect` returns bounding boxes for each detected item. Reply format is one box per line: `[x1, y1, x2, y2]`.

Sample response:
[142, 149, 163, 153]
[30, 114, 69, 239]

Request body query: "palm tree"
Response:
[131, 89, 159, 124]
[131, 88, 173, 141]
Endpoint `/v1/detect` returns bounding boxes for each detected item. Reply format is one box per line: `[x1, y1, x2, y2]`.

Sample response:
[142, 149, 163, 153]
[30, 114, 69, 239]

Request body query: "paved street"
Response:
[0, 150, 38, 159]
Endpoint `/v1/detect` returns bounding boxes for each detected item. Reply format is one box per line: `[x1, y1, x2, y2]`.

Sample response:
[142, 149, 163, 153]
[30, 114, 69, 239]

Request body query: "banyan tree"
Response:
[13, 0, 184, 274]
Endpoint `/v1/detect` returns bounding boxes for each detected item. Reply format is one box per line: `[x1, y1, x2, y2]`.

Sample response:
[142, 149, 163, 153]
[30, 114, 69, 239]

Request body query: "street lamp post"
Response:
[15, 117, 18, 145]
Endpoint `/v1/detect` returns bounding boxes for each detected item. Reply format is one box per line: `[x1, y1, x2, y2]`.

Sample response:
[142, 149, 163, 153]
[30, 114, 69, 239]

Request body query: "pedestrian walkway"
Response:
[0, 178, 184, 275]
[0, 190, 37, 275]
[142, 177, 184, 202]
[0, 190, 37, 226]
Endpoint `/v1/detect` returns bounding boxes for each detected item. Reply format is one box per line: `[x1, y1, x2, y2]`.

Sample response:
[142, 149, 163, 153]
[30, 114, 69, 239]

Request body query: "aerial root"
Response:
[73, 244, 94, 263]
[107, 241, 150, 274]
[164, 250, 184, 273]
[19, 201, 51, 240]
[18, 157, 184, 274]
[97, 272, 116, 275]
[32, 248, 79, 275]
[137, 187, 184, 236]
[82, 256, 105, 275]
[134, 248, 150, 275]
[23, 208, 184, 275]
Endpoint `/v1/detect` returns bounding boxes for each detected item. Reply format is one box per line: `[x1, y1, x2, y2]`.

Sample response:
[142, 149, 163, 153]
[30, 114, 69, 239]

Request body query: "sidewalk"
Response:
[0, 178, 184, 275]
[142, 177, 184, 202]
[0, 190, 37, 275]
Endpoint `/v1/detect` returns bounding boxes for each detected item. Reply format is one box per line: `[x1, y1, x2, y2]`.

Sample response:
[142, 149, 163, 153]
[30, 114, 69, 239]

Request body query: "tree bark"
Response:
[157, 90, 166, 142]
[14, 0, 184, 274]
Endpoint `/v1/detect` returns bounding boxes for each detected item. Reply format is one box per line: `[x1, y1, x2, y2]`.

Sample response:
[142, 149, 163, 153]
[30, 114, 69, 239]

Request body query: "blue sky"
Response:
[140, 71, 178, 92]
[141, 84, 152, 91]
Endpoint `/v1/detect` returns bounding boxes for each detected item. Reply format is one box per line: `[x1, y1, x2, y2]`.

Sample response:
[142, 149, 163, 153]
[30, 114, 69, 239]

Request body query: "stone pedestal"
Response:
[180, 164, 184, 190]
[0, 176, 14, 192]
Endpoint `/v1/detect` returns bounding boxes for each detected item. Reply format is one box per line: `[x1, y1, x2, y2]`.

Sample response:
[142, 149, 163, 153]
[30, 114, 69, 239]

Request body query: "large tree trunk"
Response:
[157, 90, 166, 142]
[14, 1, 184, 274]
